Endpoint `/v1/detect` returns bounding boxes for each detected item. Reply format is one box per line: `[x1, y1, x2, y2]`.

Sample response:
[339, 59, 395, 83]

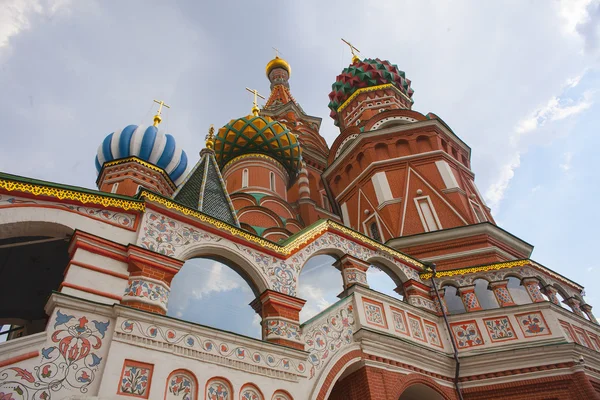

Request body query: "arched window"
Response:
[269, 172, 275, 191]
[165, 370, 197, 400]
[240, 383, 264, 400]
[206, 377, 232, 400]
[506, 277, 531, 305]
[555, 288, 572, 311]
[474, 279, 499, 309]
[168, 258, 261, 338]
[370, 221, 382, 242]
[298, 255, 343, 322]
[443, 286, 466, 314]
[367, 264, 404, 301]
[242, 168, 249, 188]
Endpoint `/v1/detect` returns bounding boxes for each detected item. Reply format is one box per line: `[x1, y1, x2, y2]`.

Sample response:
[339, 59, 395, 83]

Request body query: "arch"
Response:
[313, 348, 363, 400]
[164, 369, 198, 400]
[416, 135, 433, 153]
[356, 152, 365, 169]
[178, 243, 269, 296]
[237, 206, 284, 229]
[298, 253, 343, 322]
[344, 163, 354, 180]
[271, 389, 294, 400]
[240, 383, 264, 400]
[366, 256, 411, 287]
[375, 142, 390, 159]
[505, 276, 531, 305]
[392, 373, 454, 400]
[205, 377, 233, 400]
[473, 278, 499, 310]
[442, 285, 466, 314]
[367, 263, 405, 301]
[0, 219, 74, 338]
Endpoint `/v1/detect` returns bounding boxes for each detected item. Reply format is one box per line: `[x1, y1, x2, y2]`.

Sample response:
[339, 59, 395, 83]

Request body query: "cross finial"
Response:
[245, 87, 265, 116]
[152, 99, 171, 126]
[205, 124, 215, 150]
[341, 38, 361, 63]
[272, 47, 281, 58]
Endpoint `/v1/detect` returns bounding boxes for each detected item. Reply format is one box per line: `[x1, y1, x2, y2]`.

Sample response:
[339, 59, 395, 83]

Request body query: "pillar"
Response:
[542, 285, 561, 306]
[565, 297, 585, 317]
[581, 304, 598, 324]
[334, 254, 369, 289]
[121, 246, 183, 315]
[522, 278, 545, 303]
[458, 285, 482, 312]
[403, 280, 436, 311]
[430, 288, 448, 316]
[251, 290, 306, 350]
[489, 280, 516, 307]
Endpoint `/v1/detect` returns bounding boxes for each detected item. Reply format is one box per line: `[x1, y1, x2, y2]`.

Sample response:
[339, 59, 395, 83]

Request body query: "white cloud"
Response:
[560, 151, 574, 171]
[485, 82, 593, 211]
[531, 185, 542, 193]
[0, 0, 71, 51]
[557, 0, 594, 35]
[190, 262, 241, 299]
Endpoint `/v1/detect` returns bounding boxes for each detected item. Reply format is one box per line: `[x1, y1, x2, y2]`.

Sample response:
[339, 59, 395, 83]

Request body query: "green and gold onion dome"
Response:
[214, 114, 302, 178]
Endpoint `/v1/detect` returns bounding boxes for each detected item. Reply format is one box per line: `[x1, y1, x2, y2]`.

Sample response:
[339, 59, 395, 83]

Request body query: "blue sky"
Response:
[1, 0, 599, 337]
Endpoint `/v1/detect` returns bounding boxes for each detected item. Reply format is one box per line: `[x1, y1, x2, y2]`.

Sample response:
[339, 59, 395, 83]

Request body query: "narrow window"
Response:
[471, 201, 487, 222]
[322, 193, 330, 211]
[416, 198, 441, 232]
[270, 171, 275, 191]
[370, 221, 382, 242]
[111, 183, 119, 193]
[242, 169, 249, 188]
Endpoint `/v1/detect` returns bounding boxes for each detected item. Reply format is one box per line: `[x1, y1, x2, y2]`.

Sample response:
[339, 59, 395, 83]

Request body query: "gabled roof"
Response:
[172, 149, 240, 227]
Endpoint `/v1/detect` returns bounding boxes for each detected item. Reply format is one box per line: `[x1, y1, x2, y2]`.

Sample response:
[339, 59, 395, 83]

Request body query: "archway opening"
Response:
[367, 264, 405, 301]
[443, 285, 466, 314]
[398, 383, 446, 400]
[0, 222, 72, 342]
[506, 276, 531, 305]
[298, 254, 343, 323]
[474, 278, 499, 309]
[168, 257, 261, 339]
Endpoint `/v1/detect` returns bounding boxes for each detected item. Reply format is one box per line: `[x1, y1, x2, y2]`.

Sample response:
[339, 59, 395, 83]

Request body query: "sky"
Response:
[1, 0, 600, 338]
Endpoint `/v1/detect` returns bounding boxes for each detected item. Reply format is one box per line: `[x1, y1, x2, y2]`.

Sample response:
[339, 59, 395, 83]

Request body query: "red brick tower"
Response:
[324, 54, 532, 270]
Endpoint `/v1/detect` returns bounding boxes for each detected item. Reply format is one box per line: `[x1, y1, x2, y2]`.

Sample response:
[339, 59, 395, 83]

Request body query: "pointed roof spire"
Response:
[172, 126, 240, 227]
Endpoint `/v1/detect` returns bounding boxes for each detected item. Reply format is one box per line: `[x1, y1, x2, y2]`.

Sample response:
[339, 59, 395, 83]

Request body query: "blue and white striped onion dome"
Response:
[95, 124, 188, 186]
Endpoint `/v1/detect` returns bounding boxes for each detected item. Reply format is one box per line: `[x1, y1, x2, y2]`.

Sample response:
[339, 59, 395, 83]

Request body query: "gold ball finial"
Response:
[153, 114, 162, 126]
[152, 99, 170, 127]
[206, 124, 215, 150]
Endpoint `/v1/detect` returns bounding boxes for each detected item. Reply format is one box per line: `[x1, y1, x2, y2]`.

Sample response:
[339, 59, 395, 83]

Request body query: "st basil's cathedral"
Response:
[1, 44, 599, 400]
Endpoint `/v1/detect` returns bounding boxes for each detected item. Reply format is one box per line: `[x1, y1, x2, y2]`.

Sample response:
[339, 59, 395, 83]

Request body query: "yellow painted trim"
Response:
[420, 259, 581, 290]
[102, 157, 176, 190]
[140, 190, 423, 268]
[0, 179, 145, 212]
[337, 83, 413, 113]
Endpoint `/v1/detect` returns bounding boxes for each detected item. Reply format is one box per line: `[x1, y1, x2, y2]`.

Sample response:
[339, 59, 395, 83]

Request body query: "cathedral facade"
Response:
[1, 49, 599, 400]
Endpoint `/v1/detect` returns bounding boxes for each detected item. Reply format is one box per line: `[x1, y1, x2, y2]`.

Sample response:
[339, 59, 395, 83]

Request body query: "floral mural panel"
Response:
[390, 307, 408, 335]
[206, 378, 232, 400]
[515, 312, 551, 338]
[450, 320, 484, 349]
[0, 308, 112, 400]
[407, 314, 427, 343]
[483, 316, 517, 343]
[362, 298, 387, 329]
[240, 384, 263, 400]
[118, 360, 154, 398]
[166, 371, 196, 400]
[423, 320, 443, 348]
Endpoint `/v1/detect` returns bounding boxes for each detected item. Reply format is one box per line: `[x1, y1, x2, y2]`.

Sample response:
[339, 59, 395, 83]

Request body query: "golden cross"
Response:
[272, 47, 281, 58]
[245, 87, 265, 116]
[205, 124, 215, 150]
[152, 99, 171, 126]
[341, 38, 361, 63]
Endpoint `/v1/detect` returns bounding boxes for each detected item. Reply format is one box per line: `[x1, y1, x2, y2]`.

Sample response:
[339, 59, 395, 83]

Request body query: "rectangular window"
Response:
[322, 193, 330, 211]
[471, 201, 487, 222]
[111, 183, 119, 193]
[242, 169, 249, 188]
[415, 197, 441, 232]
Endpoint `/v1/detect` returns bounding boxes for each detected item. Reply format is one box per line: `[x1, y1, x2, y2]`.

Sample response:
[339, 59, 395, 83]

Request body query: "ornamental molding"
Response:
[99, 156, 177, 190]
[0, 175, 145, 212]
[337, 84, 412, 113]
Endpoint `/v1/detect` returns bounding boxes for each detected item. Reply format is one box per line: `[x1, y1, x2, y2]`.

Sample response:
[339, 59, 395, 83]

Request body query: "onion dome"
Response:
[266, 56, 291, 78]
[214, 114, 302, 178]
[328, 58, 414, 125]
[95, 124, 188, 185]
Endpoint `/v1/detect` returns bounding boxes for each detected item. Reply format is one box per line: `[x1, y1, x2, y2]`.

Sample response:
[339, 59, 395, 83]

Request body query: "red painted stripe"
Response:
[0, 351, 39, 368]
[60, 282, 122, 301]
[68, 260, 129, 280]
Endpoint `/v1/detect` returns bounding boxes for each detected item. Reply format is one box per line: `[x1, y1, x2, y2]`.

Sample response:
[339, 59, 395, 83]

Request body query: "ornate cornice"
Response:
[100, 157, 176, 190]
[0, 175, 145, 212]
[140, 190, 423, 269]
[337, 83, 412, 113]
